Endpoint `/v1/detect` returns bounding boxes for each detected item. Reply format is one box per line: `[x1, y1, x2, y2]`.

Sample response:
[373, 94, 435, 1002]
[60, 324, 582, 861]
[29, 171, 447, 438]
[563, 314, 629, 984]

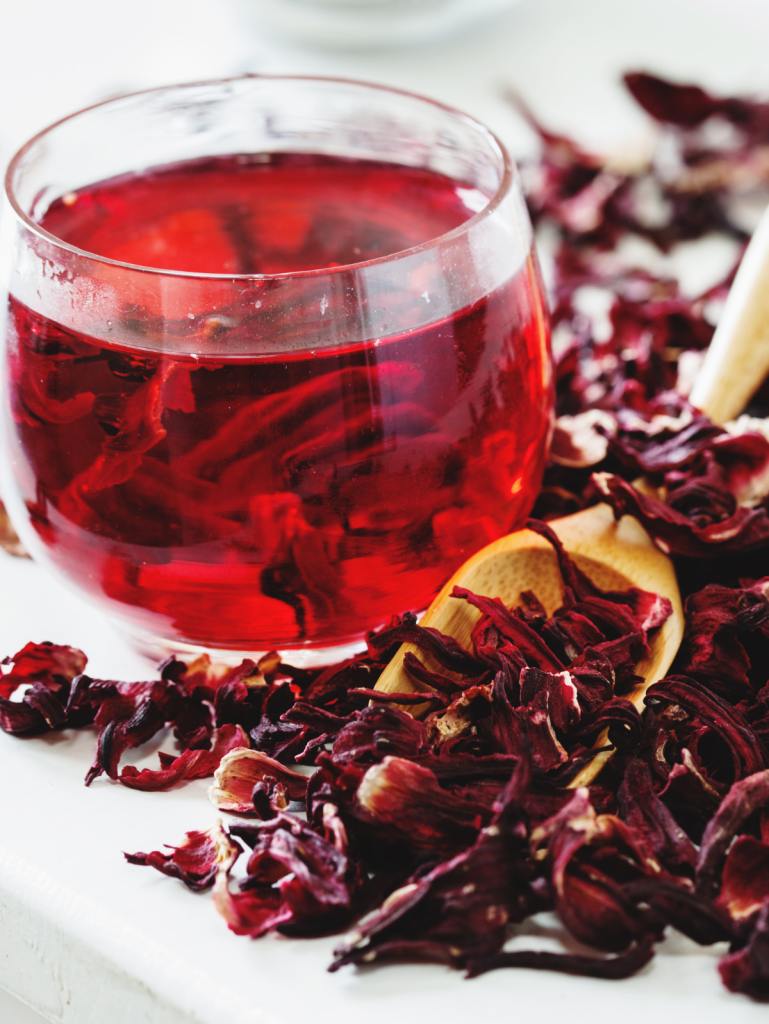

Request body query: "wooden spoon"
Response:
[689, 201, 769, 425]
[375, 503, 684, 787]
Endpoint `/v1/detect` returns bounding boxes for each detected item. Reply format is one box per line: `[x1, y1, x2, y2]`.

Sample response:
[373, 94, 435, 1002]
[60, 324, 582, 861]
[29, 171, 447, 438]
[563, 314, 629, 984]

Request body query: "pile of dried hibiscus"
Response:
[6, 71, 769, 998]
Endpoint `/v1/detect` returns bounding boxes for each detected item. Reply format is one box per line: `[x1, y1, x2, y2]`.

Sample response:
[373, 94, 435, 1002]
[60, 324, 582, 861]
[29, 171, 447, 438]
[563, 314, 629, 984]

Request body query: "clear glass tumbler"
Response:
[0, 76, 552, 664]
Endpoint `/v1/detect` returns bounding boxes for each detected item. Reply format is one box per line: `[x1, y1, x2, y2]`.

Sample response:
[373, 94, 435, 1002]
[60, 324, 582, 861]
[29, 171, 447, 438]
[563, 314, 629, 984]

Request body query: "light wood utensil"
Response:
[690, 201, 769, 425]
[375, 503, 684, 787]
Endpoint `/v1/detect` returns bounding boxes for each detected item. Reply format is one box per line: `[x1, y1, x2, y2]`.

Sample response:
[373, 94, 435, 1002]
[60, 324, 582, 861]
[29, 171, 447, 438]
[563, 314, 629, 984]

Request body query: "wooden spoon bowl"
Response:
[375, 503, 684, 787]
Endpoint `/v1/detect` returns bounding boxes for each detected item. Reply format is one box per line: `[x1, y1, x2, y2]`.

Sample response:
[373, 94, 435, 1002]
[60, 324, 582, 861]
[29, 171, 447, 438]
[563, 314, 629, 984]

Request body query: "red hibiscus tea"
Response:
[1, 78, 551, 658]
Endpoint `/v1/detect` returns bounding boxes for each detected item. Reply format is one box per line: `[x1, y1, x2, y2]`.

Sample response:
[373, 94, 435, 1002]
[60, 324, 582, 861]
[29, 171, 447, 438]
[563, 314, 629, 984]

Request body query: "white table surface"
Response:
[2, 0, 769, 1021]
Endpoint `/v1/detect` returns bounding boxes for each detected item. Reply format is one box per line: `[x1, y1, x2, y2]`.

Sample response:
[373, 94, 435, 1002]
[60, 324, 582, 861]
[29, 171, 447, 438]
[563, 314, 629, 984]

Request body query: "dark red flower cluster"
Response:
[0, 517, 767, 995]
[531, 70, 769, 588]
[6, 71, 769, 999]
[521, 70, 769, 425]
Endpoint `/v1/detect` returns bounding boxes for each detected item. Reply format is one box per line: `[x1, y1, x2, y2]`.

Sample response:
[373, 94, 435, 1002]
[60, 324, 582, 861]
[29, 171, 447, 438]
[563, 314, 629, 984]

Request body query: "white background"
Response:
[2, 1, 769, 1021]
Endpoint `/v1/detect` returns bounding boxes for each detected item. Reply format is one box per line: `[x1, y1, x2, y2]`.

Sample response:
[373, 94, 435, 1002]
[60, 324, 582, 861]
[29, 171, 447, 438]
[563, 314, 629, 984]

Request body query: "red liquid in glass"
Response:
[6, 154, 551, 651]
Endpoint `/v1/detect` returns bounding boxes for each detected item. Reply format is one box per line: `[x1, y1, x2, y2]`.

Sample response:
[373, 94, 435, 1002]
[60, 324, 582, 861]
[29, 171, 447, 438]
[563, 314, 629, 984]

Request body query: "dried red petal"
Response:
[718, 837, 769, 921]
[215, 813, 360, 937]
[646, 678, 767, 782]
[84, 678, 184, 785]
[0, 690, 56, 735]
[618, 760, 697, 876]
[214, 877, 291, 937]
[594, 472, 769, 557]
[331, 704, 426, 764]
[366, 613, 486, 676]
[1, 641, 87, 699]
[622, 879, 733, 945]
[354, 756, 487, 852]
[209, 747, 308, 814]
[532, 789, 656, 951]
[698, 770, 769, 897]
[524, 519, 672, 630]
[466, 937, 655, 980]
[119, 723, 249, 791]
[331, 761, 534, 970]
[719, 901, 769, 999]
[0, 499, 29, 558]
[125, 820, 241, 891]
[679, 579, 769, 701]
[520, 668, 581, 732]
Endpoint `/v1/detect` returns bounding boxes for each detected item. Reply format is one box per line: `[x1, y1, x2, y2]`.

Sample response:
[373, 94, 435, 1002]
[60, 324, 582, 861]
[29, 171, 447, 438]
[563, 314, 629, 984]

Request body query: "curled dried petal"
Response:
[698, 770, 769, 897]
[209, 747, 308, 814]
[718, 837, 769, 921]
[466, 936, 656, 980]
[354, 756, 485, 852]
[119, 723, 249, 791]
[125, 819, 241, 891]
[719, 901, 769, 999]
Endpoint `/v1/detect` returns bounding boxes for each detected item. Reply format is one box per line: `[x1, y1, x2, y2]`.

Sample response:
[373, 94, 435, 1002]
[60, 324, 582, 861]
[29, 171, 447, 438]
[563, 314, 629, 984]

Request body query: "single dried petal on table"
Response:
[623, 71, 764, 128]
[125, 819, 241, 891]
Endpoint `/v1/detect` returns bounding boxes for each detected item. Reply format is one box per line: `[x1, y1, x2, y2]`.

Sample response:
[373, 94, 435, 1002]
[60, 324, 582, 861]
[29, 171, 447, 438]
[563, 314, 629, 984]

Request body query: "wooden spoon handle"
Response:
[690, 202, 769, 425]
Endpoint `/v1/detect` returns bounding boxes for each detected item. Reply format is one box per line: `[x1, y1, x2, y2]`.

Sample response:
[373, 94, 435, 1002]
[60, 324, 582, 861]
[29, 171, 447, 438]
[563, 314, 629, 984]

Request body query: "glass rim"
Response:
[4, 73, 515, 284]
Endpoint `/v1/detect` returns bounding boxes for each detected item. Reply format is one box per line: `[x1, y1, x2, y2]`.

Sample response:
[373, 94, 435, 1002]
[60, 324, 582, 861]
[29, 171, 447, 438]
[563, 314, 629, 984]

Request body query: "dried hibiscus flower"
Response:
[125, 820, 241, 892]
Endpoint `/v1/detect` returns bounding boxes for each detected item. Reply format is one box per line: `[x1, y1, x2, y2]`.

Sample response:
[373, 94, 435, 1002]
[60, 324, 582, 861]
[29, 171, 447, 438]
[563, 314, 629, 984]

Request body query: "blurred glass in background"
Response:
[232, 0, 523, 48]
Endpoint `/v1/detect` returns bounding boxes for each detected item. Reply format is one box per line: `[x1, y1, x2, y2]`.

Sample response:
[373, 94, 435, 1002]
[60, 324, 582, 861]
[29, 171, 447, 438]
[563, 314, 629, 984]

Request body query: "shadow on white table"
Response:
[0, 987, 48, 1024]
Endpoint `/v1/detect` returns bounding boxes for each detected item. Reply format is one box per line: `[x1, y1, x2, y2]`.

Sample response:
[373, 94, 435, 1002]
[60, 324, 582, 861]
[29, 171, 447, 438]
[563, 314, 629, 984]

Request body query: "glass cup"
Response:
[0, 76, 552, 665]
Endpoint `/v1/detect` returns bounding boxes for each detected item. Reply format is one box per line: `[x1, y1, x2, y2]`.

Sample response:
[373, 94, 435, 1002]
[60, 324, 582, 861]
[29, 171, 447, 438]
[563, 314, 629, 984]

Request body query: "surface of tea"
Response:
[41, 152, 487, 274]
[7, 154, 551, 651]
